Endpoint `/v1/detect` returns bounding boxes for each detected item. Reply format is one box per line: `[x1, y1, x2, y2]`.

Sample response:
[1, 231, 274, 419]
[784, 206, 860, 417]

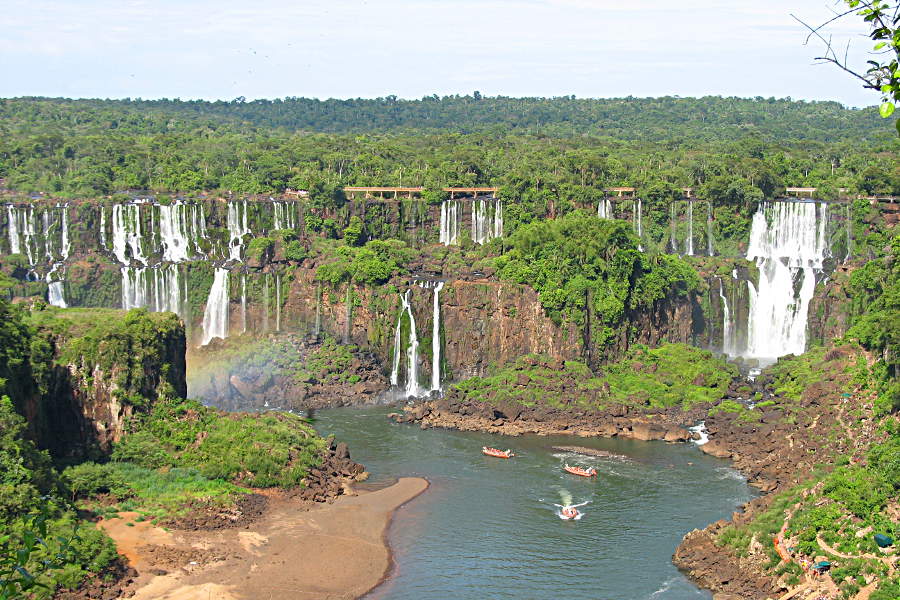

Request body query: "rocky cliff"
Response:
[16, 306, 186, 458]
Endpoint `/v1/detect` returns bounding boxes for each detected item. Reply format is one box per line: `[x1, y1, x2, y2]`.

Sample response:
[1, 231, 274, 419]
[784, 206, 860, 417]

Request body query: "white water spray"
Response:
[439, 200, 461, 245]
[431, 282, 444, 392]
[744, 201, 830, 361]
[718, 278, 733, 357]
[111, 204, 147, 265]
[597, 199, 612, 219]
[686, 199, 694, 256]
[201, 268, 230, 345]
[227, 200, 251, 261]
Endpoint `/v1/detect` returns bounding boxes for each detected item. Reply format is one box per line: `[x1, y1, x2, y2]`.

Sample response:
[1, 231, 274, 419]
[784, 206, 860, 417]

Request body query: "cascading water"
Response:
[99, 206, 108, 249]
[431, 282, 444, 392]
[227, 200, 251, 261]
[42, 210, 55, 260]
[22, 207, 38, 269]
[686, 199, 694, 256]
[241, 274, 247, 334]
[706, 202, 714, 256]
[151, 264, 183, 317]
[6, 206, 22, 255]
[60, 205, 70, 260]
[439, 200, 461, 245]
[275, 273, 281, 332]
[273, 202, 296, 231]
[471, 198, 502, 245]
[389, 290, 422, 397]
[112, 203, 147, 265]
[844, 204, 852, 262]
[46, 265, 67, 308]
[121, 266, 148, 310]
[158, 202, 200, 263]
[201, 268, 230, 346]
[744, 200, 830, 361]
[718, 278, 733, 357]
[597, 199, 612, 219]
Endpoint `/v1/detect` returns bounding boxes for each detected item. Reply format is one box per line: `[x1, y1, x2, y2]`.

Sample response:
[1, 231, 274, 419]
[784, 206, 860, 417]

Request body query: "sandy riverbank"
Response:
[100, 477, 429, 600]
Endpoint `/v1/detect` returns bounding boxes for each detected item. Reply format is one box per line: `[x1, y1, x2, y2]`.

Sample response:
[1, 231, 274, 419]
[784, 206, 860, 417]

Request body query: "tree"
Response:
[797, 1, 900, 133]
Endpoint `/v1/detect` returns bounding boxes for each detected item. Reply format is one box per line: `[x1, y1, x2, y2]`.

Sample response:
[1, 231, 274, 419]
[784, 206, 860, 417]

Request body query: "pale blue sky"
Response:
[0, 0, 881, 106]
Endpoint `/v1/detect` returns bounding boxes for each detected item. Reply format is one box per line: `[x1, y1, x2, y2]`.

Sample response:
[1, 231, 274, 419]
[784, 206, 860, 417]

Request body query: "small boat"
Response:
[564, 464, 597, 477]
[482, 446, 514, 459]
[560, 506, 581, 520]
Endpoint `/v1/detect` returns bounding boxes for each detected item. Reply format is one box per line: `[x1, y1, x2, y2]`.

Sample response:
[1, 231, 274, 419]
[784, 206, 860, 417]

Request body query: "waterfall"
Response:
[42, 210, 55, 260]
[201, 268, 230, 345]
[390, 301, 403, 387]
[744, 201, 830, 361]
[403, 289, 421, 397]
[241, 274, 247, 333]
[390, 290, 421, 397]
[112, 203, 147, 265]
[597, 198, 612, 219]
[151, 264, 183, 317]
[121, 266, 148, 309]
[60, 205, 70, 260]
[46, 265, 67, 308]
[99, 206, 108, 249]
[273, 202, 295, 230]
[718, 278, 733, 356]
[431, 282, 444, 392]
[7, 206, 21, 255]
[22, 207, 37, 268]
[471, 198, 502, 245]
[158, 202, 199, 263]
[275, 272, 281, 332]
[686, 199, 694, 256]
[706, 202, 714, 256]
[227, 200, 251, 261]
[439, 200, 461, 245]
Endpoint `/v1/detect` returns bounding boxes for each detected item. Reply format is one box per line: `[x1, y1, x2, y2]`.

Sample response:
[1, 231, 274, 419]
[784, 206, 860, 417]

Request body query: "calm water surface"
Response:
[314, 406, 755, 600]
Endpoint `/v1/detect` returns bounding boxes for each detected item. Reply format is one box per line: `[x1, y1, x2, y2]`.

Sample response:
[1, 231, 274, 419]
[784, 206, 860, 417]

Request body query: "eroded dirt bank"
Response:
[100, 477, 428, 600]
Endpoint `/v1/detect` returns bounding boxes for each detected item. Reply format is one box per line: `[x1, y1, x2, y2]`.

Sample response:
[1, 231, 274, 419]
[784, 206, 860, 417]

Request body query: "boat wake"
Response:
[552, 489, 590, 520]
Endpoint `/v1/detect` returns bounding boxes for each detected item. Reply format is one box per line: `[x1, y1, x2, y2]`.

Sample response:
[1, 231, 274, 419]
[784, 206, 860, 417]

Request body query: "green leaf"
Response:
[880, 102, 896, 118]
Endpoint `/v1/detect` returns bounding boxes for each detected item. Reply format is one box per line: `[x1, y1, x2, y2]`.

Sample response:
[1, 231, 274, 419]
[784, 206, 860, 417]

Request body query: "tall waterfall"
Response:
[597, 198, 612, 219]
[686, 199, 694, 256]
[227, 200, 251, 261]
[46, 264, 67, 308]
[273, 202, 296, 230]
[275, 273, 282, 332]
[471, 198, 503, 245]
[60, 205, 70, 260]
[718, 278, 733, 356]
[121, 264, 183, 317]
[240, 274, 247, 334]
[158, 202, 202, 263]
[745, 201, 830, 360]
[112, 204, 147, 265]
[99, 207, 108, 249]
[390, 303, 403, 387]
[439, 200, 460, 245]
[706, 202, 714, 256]
[201, 268, 230, 345]
[6, 206, 21, 255]
[431, 282, 444, 392]
[42, 210, 55, 260]
[844, 204, 852, 262]
[390, 290, 421, 397]
[121, 267, 148, 310]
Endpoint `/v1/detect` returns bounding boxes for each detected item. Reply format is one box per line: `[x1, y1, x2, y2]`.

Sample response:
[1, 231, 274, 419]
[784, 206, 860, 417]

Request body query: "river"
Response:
[313, 405, 755, 600]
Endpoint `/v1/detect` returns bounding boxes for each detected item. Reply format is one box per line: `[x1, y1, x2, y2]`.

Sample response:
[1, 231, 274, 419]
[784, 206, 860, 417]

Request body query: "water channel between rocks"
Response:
[313, 405, 757, 600]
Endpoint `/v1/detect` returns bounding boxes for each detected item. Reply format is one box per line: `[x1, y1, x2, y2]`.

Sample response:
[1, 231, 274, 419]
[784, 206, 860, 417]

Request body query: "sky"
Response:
[0, 0, 883, 107]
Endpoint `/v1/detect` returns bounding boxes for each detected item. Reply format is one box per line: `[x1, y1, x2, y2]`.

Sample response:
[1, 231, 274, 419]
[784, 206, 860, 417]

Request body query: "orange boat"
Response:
[482, 446, 515, 459]
[564, 464, 597, 477]
[560, 506, 581, 520]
